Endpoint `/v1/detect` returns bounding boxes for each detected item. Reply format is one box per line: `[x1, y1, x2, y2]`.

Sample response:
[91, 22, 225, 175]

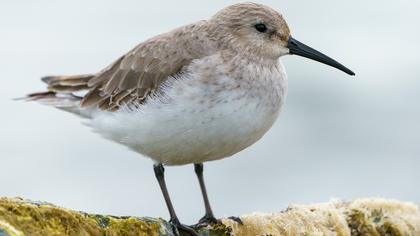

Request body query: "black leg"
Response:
[194, 163, 221, 226]
[153, 163, 198, 236]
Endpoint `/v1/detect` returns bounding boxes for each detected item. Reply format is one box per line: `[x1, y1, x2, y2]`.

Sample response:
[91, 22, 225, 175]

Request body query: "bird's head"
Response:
[209, 2, 355, 75]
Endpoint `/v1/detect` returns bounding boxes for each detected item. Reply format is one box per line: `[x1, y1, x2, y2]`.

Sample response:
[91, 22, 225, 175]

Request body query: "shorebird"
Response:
[24, 2, 354, 235]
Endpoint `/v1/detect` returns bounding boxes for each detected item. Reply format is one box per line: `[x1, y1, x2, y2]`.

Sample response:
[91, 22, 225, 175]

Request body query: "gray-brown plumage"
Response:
[28, 2, 296, 112]
[40, 21, 218, 111]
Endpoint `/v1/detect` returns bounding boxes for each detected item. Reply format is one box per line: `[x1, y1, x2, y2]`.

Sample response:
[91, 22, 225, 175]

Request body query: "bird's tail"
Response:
[20, 74, 95, 117]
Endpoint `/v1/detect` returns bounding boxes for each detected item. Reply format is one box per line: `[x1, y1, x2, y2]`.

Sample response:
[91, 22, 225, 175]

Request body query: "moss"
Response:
[1, 197, 420, 236]
[104, 217, 161, 236]
[0, 220, 23, 236]
[377, 221, 403, 236]
[0, 198, 95, 235]
[346, 209, 380, 236]
[196, 222, 232, 236]
[0, 198, 161, 236]
[344, 201, 417, 236]
[0, 198, 230, 236]
[90, 214, 110, 228]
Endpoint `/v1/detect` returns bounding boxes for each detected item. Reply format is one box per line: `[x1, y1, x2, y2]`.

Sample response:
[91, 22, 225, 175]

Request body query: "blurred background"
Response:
[1, 0, 419, 224]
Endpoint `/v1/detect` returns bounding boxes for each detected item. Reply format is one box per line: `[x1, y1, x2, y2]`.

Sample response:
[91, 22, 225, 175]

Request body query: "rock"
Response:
[0, 197, 419, 235]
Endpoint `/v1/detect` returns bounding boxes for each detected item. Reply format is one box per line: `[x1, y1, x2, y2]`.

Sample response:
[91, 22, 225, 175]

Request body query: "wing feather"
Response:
[36, 21, 213, 111]
[80, 23, 211, 111]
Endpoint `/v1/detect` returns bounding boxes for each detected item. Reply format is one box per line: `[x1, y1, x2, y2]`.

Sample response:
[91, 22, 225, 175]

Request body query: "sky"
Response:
[1, 0, 419, 224]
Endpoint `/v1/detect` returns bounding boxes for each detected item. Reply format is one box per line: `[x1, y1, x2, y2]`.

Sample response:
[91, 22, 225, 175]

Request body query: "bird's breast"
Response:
[91, 57, 288, 165]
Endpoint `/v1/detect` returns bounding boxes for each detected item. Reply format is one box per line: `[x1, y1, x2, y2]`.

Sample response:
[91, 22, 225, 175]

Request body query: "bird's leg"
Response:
[193, 163, 243, 226]
[193, 163, 221, 226]
[153, 163, 198, 236]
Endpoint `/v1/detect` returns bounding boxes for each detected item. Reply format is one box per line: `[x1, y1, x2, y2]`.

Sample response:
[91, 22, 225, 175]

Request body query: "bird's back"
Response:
[25, 20, 217, 113]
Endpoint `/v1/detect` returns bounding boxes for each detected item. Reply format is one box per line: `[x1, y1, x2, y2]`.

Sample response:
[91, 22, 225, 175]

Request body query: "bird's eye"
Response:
[254, 23, 268, 33]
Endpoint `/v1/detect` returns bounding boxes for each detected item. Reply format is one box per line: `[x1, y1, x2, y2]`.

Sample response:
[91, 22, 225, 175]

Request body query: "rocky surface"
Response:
[0, 197, 419, 235]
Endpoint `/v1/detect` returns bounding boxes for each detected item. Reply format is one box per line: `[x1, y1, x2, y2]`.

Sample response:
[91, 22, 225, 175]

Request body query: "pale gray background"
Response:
[1, 0, 419, 223]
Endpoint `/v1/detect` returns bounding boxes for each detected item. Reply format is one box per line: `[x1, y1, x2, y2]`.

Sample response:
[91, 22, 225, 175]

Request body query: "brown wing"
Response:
[79, 24, 211, 111]
[28, 22, 214, 111]
[37, 22, 212, 111]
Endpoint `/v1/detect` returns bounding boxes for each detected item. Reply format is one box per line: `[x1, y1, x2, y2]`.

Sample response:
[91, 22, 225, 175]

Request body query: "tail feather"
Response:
[23, 91, 81, 108]
[21, 74, 95, 118]
[42, 74, 93, 92]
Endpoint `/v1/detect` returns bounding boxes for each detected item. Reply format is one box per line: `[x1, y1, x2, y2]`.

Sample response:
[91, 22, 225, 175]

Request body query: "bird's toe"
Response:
[227, 216, 243, 225]
[170, 219, 199, 236]
[192, 214, 222, 228]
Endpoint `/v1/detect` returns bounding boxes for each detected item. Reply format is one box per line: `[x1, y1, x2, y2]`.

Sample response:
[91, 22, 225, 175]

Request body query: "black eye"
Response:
[254, 23, 268, 33]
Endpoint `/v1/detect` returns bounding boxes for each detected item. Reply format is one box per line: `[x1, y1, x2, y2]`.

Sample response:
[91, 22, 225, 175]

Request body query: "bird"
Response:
[23, 2, 354, 235]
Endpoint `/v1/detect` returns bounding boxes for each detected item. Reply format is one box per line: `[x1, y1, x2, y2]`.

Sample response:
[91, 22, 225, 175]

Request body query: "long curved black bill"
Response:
[287, 36, 355, 76]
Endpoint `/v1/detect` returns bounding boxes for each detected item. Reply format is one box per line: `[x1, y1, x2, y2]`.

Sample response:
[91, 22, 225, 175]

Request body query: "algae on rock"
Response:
[1, 197, 420, 236]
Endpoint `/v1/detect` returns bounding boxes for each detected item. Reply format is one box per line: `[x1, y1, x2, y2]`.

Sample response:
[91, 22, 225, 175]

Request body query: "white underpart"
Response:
[87, 55, 288, 165]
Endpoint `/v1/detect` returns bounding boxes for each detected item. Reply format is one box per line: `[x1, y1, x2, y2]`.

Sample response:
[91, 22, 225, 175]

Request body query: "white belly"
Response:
[89, 62, 287, 165]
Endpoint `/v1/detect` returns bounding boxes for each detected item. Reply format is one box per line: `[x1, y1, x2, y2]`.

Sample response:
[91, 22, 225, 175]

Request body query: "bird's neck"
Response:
[219, 47, 278, 69]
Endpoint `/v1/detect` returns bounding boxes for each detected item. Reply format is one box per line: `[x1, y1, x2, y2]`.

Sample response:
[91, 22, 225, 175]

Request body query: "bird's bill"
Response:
[287, 36, 355, 76]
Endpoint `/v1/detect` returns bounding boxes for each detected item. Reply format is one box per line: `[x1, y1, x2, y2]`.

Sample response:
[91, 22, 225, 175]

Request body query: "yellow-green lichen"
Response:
[1, 197, 420, 236]
[0, 198, 161, 236]
[0, 219, 23, 236]
[377, 221, 403, 236]
[345, 205, 413, 236]
[346, 209, 380, 236]
[196, 222, 232, 236]
[102, 217, 161, 236]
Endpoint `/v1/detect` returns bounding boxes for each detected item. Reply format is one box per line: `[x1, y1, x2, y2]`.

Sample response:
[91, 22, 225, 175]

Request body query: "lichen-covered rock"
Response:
[344, 198, 420, 236]
[223, 198, 420, 235]
[0, 197, 419, 235]
[0, 197, 166, 236]
[0, 197, 231, 236]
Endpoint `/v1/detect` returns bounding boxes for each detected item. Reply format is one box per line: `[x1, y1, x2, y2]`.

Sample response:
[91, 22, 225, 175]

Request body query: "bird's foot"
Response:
[170, 218, 199, 236]
[199, 214, 222, 225]
[227, 216, 243, 225]
[192, 214, 222, 228]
